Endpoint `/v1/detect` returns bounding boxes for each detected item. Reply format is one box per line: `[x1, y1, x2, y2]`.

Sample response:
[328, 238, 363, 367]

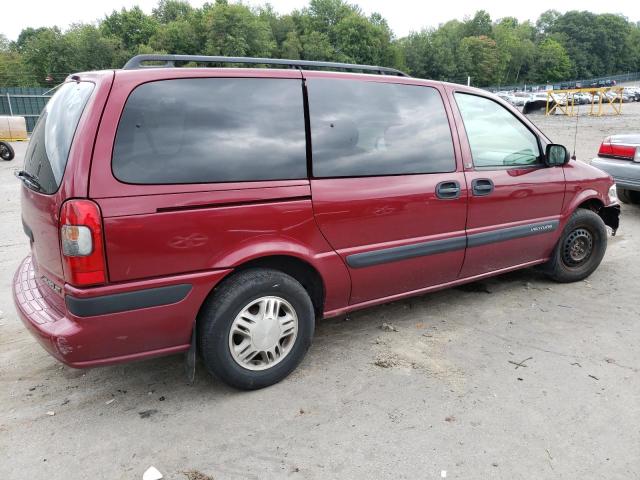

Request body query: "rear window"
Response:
[112, 78, 307, 184]
[23, 82, 94, 194]
[308, 79, 455, 178]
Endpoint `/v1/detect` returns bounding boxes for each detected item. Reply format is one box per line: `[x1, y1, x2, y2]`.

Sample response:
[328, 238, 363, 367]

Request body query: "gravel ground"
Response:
[1, 104, 639, 480]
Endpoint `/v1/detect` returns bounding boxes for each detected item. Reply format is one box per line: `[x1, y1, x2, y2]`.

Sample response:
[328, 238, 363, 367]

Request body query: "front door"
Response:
[450, 91, 565, 278]
[306, 75, 468, 305]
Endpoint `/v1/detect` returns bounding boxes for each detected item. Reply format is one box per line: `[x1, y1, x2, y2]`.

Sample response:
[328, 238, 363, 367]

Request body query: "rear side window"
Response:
[23, 82, 94, 194]
[112, 78, 306, 184]
[308, 79, 455, 177]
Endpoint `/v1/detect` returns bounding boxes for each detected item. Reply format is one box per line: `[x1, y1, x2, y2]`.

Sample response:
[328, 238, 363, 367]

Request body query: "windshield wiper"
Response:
[15, 170, 44, 193]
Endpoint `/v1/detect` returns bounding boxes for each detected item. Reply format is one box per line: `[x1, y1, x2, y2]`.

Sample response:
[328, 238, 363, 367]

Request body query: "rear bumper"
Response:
[591, 157, 640, 191]
[13, 255, 231, 368]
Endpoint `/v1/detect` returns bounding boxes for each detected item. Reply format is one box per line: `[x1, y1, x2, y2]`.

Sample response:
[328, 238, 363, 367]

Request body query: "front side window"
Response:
[308, 79, 455, 177]
[113, 78, 306, 184]
[455, 93, 541, 168]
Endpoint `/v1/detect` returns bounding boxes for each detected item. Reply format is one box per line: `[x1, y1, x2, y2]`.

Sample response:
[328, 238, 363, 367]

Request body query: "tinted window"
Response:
[455, 93, 541, 167]
[23, 82, 94, 194]
[308, 79, 455, 177]
[113, 78, 306, 184]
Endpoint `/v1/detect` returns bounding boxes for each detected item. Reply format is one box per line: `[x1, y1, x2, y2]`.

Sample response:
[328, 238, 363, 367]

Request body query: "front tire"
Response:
[198, 268, 315, 390]
[543, 209, 607, 283]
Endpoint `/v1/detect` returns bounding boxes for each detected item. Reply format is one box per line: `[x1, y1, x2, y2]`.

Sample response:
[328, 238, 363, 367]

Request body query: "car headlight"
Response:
[608, 185, 618, 203]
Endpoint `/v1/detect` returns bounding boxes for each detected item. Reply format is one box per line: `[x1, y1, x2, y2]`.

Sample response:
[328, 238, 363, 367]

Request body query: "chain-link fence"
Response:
[486, 71, 640, 92]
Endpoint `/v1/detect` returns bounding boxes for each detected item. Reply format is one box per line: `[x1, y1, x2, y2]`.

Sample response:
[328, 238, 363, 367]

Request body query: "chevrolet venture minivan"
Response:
[14, 55, 620, 389]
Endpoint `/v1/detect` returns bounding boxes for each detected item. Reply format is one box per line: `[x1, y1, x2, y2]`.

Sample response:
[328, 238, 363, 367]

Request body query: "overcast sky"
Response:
[3, 0, 639, 40]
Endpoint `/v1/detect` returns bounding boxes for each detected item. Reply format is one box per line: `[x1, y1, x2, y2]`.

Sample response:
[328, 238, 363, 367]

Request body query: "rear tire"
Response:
[198, 268, 315, 390]
[617, 187, 640, 204]
[542, 209, 607, 283]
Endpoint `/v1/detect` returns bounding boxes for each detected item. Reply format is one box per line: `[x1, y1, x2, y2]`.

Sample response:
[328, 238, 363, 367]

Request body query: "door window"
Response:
[308, 79, 455, 177]
[455, 93, 541, 168]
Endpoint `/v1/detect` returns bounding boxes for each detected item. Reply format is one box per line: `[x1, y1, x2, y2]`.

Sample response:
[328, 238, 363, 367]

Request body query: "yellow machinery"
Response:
[545, 86, 624, 116]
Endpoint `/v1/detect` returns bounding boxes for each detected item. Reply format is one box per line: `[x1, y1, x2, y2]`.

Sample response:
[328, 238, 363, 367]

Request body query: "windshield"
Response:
[23, 81, 94, 194]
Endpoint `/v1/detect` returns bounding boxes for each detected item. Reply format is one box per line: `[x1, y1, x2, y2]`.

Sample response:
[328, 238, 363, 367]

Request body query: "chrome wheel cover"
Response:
[228, 296, 298, 371]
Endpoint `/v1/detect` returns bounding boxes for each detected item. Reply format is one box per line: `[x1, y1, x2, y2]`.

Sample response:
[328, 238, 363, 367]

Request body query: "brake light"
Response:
[598, 139, 639, 161]
[59, 200, 107, 286]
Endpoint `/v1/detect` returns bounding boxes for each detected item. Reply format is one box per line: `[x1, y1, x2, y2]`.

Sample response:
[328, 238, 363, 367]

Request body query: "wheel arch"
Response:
[574, 197, 619, 233]
[197, 253, 328, 320]
[565, 190, 619, 232]
[232, 255, 325, 317]
[576, 197, 604, 211]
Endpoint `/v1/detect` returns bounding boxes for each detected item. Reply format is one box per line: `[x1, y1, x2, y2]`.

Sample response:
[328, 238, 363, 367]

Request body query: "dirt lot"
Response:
[1, 104, 640, 480]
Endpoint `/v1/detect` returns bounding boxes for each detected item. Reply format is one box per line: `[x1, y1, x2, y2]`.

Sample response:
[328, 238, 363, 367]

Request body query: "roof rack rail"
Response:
[122, 54, 409, 77]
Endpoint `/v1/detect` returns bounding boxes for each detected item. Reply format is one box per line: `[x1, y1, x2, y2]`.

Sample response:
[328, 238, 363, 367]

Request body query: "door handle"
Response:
[471, 178, 494, 196]
[436, 181, 461, 199]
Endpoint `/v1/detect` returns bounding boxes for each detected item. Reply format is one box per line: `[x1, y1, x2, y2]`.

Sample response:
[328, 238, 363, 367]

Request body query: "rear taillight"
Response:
[598, 138, 639, 162]
[59, 200, 107, 286]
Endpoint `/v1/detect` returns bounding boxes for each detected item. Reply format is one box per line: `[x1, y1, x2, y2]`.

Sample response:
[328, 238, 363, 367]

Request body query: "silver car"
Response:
[592, 134, 640, 204]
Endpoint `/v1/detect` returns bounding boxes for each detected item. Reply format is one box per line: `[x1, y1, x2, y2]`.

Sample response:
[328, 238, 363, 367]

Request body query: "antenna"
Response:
[571, 102, 579, 160]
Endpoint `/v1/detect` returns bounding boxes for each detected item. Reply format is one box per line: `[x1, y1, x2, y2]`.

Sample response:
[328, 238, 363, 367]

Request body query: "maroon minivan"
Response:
[14, 55, 620, 389]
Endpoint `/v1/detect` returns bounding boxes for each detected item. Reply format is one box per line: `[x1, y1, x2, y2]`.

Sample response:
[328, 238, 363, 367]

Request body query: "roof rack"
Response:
[122, 54, 409, 77]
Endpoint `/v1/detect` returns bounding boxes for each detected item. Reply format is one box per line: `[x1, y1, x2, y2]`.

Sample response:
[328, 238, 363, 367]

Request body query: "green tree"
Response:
[536, 10, 561, 35]
[3, 0, 640, 88]
[533, 10, 637, 82]
[21, 28, 75, 85]
[281, 31, 303, 59]
[203, 1, 275, 57]
[101, 6, 158, 52]
[301, 31, 334, 60]
[152, 0, 193, 23]
[332, 12, 397, 65]
[493, 18, 535, 84]
[458, 35, 500, 86]
[0, 35, 38, 86]
[463, 10, 492, 37]
[304, 0, 354, 37]
[66, 24, 125, 71]
[14, 27, 48, 52]
[149, 20, 200, 54]
[531, 38, 572, 82]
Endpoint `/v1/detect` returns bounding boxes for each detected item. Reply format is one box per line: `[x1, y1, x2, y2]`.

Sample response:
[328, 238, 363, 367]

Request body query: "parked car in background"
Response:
[592, 134, 640, 204]
[13, 55, 620, 390]
[623, 87, 640, 102]
[573, 93, 591, 104]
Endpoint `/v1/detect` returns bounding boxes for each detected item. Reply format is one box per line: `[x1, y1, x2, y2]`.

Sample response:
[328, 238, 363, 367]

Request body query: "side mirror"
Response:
[545, 144, 570, 167]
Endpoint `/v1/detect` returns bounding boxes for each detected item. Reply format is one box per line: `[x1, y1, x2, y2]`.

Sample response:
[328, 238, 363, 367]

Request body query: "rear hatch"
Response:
[19, 77, 106, 290]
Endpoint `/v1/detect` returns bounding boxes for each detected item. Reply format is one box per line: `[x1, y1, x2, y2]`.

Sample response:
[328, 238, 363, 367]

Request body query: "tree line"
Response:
[1, 0, 639, 88]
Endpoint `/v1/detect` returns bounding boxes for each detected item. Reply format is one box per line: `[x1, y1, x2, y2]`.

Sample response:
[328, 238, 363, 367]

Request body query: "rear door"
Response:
[307, 75, 468, 305]
[19, 74, 111, 289]
[450, 90, 565, 277]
